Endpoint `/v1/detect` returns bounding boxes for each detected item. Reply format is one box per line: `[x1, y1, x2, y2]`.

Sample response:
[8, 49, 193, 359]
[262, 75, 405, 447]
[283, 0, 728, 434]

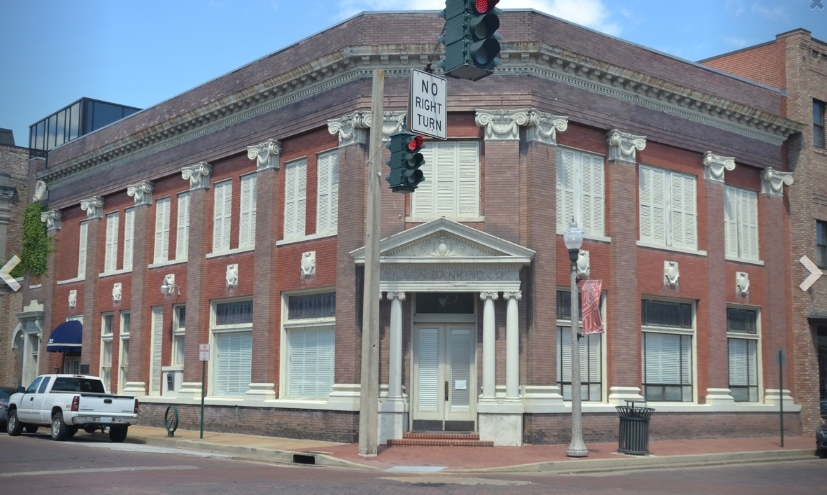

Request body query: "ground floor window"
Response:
[727, 307, 759, 402]
[119, 311, 130, 394]
[100, 313, 114, 392]
[556, 327, 602, 401]
[212, 299, 253, 397]
[642, 332, 692, 401]
[283, 291, 336, 400]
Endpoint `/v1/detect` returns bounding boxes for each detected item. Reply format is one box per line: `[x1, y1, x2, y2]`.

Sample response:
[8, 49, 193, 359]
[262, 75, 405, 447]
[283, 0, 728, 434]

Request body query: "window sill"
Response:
[148, 259, 187, 269]
[28, 284, 41, 289]
[206, 246, 255, 259]
[276, 232, 336, 247]
[161, 365, 183, 372]
[99, 269, 133, 278]
[725, 256, 764, 266]
[57, 277, 85, 285]
[405, 216, 485, 224]
[557, 232, 612, 243]
[636, 241, 707, 257]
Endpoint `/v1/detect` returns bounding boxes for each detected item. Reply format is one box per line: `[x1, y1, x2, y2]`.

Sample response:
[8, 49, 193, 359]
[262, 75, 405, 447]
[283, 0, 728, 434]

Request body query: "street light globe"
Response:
[563, 219, 584, 251]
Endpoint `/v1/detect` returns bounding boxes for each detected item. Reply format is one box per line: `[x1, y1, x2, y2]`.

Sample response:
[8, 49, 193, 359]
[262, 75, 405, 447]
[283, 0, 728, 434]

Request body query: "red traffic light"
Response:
[407, 135, 424, 151]
[474, 0, 499, 15]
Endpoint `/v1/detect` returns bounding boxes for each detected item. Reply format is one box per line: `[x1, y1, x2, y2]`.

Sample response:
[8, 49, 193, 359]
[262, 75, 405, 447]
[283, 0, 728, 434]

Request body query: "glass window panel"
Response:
[287, 292, 336, 320]
[68, 103, 80, 140]
[815, 101, 825, 126]
[93, 102, 125, 130]
[727, 307, 757, 334]
[215, 300, 253, 325]
[48, 116, 57, 149]
[642, 300, 692, 328]
[36, 121, 45, 150]
[55, 110, 66, 147]
[415, 293, 475, 314]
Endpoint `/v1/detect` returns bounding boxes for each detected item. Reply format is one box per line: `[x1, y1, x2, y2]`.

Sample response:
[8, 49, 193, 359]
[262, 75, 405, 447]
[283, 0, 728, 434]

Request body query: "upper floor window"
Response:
[639, 165, 697, 251]
[123, 208, 135, 271]
[284, 159, 307, 240]
[78, 221, 88, 279]
[104, 212, 119, 274]
[213, 181, 232, 253]
[818, 221, 827, 268]
[238, 174, 257, 249]
[814, 100, 825, 149]
[724, 186, 759, 261]
[411, 141, 480, 220]
[316, 150, 339, 236]
[557, 147, 605, 237]
[175, 192, 190, 261]
[154, 198, 171, 263]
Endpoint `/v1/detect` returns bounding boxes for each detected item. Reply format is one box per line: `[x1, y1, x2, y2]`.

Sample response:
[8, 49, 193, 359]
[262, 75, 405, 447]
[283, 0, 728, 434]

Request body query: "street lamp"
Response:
[563, 219, 588, 457]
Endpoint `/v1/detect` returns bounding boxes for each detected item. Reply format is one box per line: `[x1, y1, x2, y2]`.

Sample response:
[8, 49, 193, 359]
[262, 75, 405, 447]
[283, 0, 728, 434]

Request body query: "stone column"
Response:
[79, 197, 104, 371]
[759, 168, 796, 409]
[246, 140, 281, 403]
[605, 130, 646, 404]
[503, 290, 522, 400]
[702, 152, 737, 405]
[378, 291, 407, 444]
[480, 292, 498, 401]
[122, 182, 153, 396]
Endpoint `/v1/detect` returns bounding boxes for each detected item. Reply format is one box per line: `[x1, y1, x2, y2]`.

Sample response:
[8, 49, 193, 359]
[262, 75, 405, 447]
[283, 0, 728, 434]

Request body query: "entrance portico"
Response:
[352, 218, 534, 446]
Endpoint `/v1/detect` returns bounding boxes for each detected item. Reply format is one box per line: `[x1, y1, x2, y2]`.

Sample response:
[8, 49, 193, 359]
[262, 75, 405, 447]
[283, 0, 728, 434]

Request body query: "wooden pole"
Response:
[358, 69, 384, 457]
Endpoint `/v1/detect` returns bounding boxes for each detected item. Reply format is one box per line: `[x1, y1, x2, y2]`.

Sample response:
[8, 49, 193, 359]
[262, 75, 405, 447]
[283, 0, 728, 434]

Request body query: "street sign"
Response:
[410, 69, 447, 140]
[199, 343, 210, 362]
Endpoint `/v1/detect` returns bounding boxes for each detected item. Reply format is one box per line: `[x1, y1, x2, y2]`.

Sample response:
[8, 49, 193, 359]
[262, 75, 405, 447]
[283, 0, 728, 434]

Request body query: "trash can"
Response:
[616, 402, 655, 455]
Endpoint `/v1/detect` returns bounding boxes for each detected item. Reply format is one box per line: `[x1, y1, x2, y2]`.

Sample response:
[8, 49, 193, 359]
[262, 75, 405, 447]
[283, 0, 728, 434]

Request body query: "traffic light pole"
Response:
[358, 69, 384, 457]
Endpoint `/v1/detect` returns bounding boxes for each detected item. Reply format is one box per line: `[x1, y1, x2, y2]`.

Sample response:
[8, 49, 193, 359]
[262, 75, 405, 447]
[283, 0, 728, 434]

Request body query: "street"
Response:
[1, 432, 825, 494]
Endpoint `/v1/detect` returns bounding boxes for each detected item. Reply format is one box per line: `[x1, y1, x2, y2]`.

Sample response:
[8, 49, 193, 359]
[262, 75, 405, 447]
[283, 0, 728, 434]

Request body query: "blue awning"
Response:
[46, 320, 82, 353]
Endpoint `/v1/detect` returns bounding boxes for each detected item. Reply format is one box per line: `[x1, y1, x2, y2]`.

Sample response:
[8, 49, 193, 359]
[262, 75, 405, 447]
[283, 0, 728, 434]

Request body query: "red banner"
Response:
[581, 279, 604, 335]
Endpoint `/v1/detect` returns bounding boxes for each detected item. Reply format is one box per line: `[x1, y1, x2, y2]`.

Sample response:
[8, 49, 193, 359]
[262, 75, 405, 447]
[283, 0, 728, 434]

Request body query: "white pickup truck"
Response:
[6, 374, 139, 442]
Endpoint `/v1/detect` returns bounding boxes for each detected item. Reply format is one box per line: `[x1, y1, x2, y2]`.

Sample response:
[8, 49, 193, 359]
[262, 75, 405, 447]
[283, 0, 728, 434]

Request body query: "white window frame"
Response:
[727, 306, 762, 403]
[212, 180, 233, 253]
[149, 306, 163, 396]
[123, 208, 135, 271]
[78, 221, 88, 279]
[555, 289, 605, 402]
[118, 311, 130, 394]
[154, 198, 171, 264]
[556, 147, 606, 238]
[100, 312, 114, 392]
[410, 140, 481, 221]
[175, 192, 190, 261]
[104, 212, 119, 274]
[280, 291, 336, 400]
[641, 298, 696, 403]
[239, 174, 257, 249]
[724, 186, 760, 262]
[210, 299, 253, 398]
[639, 165, 698, 251]
[284, 158, 307, 241]
[316, 150, 339, 236]
[172, 305, 186, 367]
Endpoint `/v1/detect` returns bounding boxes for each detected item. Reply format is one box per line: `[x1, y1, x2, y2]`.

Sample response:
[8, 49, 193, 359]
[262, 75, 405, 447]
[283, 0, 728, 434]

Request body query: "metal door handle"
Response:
[444, 381, 449, 401]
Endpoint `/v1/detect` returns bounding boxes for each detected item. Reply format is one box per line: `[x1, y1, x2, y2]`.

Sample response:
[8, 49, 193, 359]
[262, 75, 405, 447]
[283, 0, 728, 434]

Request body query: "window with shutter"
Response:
[639, 165, 696, 250]
[123, 208, 135, 271]
[212, 181, 232, 253]
[154, 198, 171, 263]
[78, 221, 88, 279]
[316, 151, 339, 236]
[215, 332, 252, 397]
[104, 212, 119, 274]
[282, 292, 336, 400]
[556, 148, 606, 237]
[724, 186, 759, 261]
[727, 306, 759, 402]
[239, 175, 256, 248]
[284, 159, 307, 240]
[175, 193, 190, 260]
[411, 141, 479, 219]
[149, 307, 163, 396]
[641, 298, 694, 402]
[555, 290, 603, 402]
[118, 311, 130, 394]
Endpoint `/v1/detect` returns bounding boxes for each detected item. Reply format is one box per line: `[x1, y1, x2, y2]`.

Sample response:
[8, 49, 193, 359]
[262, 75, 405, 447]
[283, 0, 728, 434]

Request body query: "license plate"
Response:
[100, 417, 112, 423]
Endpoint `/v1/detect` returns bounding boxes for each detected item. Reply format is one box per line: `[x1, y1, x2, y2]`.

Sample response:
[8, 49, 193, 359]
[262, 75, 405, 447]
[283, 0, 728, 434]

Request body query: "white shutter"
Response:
[317, 327, 335, 399]
[284, 160, 307, 239]
[239, 175, 256, 248]
[175, 193, 190, 260]
[740, 190, 759, 260]
[288, 329, 304, 398]
[123, 208, 134, 271]
[150, 307, 163, 395]
[587, 333, 601, 383]
[412, 146, 435, 218]
[558, 327, 572, 383]
[557, 149, 577, 232]
[105, 212, 119, 273]
[644, 333, 682, 384]
[212, 182, 232, 252]
[288, 327, 335, 399]
[680, 335, 691, 385]
[435, 143, 457, 216]
[417, 328, 439, 411]
[639, 166, 667, 245]
[215, 332, 252, 397]
[450, 328, 471, 409]
[581, 153, 605, 237]
[670, 173, 697, 250]
[724, 186, 740, 258]
[78, 221, 88, 278]
[728, 339, 748, 386]
[457, 142, 479, 217]
[154, 198, 170, 263]
[316, 152, 338, 236]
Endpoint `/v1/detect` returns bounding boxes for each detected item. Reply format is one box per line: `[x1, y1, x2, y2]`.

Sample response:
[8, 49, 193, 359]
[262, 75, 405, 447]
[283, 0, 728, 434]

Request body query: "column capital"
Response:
[702, 152, 736, 182]
[181, 162, 212, 190]
[480, 291, 499, 301]
[247, 139, 281, 171]
[126, 180, 154, 206]
[526, 110, 568, 146]
[503, 291, 522, 300]
[40, 209, 62, 231]
[387, 292, 407, 301]
[475, 109, 531, 141]
[364, 110, 407, 141]
[606, 129, 646, 163]
[760, 167, 794, 196]
[79, 196, 104, 219]
[328, 111, 369, 147]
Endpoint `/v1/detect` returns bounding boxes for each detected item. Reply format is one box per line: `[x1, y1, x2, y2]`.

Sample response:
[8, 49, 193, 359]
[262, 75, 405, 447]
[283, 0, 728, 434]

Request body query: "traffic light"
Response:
[437, 0, 502, 81]
[386, 128, 425, 193]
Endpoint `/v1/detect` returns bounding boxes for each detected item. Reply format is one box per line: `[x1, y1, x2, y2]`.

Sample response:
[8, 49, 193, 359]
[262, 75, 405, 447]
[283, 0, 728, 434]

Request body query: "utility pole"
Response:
[358, 69, 384, 457]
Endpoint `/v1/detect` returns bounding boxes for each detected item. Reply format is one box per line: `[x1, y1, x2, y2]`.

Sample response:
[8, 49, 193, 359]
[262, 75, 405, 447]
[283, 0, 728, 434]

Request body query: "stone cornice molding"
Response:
[247, 139, 281, 171]
[607, 129, 646, 163]
[364, 111, 407, 141]
[761, 167, 794, 196]
[503, 291, 522, 300]
[525, 110, 568, 145]
[387, 292, 406, 301]
[328, 111, 370, 147]
[475, 109, 531, 140]
[480, 291, 499, 301]
[182, 162, 212, 190]
[702, 152, 736, 182]
[126, 180, 154, 206]
[40, 209, 62, 231]
[80, 196, 104, 219]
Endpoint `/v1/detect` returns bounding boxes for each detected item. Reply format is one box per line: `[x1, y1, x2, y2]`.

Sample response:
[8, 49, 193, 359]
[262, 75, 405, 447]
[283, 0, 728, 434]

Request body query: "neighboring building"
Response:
[0, 129, 30, 387]
[701, 29, 827, 431]
[23, 11, 806, 446]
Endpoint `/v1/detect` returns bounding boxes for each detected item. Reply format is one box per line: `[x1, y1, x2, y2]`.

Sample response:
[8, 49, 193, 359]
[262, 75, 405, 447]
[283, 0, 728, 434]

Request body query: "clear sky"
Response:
[1, 0, 825, 147]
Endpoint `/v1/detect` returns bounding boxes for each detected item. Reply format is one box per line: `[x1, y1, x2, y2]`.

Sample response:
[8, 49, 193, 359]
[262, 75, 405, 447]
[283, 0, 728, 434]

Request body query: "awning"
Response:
[46, 320, 82, 353]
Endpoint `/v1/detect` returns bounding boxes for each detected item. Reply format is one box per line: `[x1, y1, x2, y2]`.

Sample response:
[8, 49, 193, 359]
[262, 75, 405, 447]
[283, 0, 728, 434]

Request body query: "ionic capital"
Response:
[480, 291, 499, 301]
[364, 111, 407, 141]
[526, 110, 568, 146]
[80, 196, 104, 219]
[328, 111, 369, 147]
[606, 129, 646, 163]
[503, 291, 522, 301]
[247, 139, 281, 171]
[475, 109, 531, 141]
[761, 167, 793, 196]
[702, 152, 736, 182]
[387, 292, 407, 301]
[181, 162, 212, 190]
[126, 180, 154, 206]
[40, 209, 62, 231]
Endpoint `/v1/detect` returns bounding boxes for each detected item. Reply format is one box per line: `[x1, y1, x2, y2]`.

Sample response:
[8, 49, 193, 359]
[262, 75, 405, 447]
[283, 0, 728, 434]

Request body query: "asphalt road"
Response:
[1, 430, 825, 494]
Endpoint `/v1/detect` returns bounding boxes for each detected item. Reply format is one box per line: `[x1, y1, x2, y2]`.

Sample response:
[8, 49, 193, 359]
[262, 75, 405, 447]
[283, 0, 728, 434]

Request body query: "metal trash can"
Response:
[616, 402, 655, 455]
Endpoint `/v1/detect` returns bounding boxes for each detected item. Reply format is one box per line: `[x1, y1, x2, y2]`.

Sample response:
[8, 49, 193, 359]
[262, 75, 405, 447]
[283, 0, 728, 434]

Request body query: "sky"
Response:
[1, 0, 825, 147]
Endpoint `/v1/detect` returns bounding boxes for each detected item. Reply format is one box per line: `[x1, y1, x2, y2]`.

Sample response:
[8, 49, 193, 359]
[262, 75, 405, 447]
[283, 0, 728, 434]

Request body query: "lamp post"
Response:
[564, 219, 588, 457]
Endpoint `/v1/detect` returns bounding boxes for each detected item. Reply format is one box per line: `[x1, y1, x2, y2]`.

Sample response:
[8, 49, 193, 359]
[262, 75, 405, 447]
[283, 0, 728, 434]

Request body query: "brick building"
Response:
[20, 11, 809, 446]
[702, 29, 827, 433]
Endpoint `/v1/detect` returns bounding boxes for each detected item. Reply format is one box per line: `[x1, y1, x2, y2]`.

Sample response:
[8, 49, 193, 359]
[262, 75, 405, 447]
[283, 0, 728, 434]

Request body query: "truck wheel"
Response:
[51, 412, 69, 441]
[24, 425, 38, 434]
[67, 426, 78, 438]
[7, 410, 22, 436]
[109, 425, 128, 443]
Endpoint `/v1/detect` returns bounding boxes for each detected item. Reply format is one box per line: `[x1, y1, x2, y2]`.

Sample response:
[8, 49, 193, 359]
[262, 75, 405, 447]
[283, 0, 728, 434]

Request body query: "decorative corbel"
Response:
[301, 251, 316, 278]
[736, 272, 750, 297]
[664, 261, 680, 287]
[226, 264, 238, 288]
[112, 283, 122, 302]
[577, 251, 590, 278]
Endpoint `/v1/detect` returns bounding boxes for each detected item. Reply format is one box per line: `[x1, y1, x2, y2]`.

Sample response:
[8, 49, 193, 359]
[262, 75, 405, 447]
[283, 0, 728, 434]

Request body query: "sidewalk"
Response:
[125, 425, 818, 474]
